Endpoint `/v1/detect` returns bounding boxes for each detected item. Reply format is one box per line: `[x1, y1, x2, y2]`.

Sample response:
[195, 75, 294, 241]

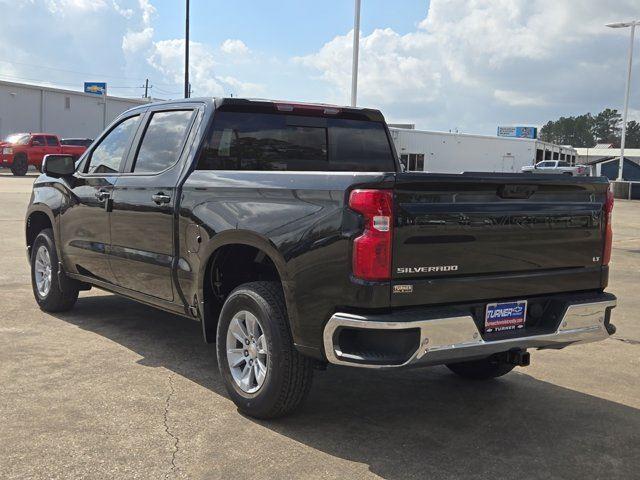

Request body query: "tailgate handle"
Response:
[498, 185, 537, 199]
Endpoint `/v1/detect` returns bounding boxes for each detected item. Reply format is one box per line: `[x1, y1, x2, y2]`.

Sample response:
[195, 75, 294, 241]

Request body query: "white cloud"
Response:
[138, 0, 155, 26]
[43, 0, 108, 13]
[146, 40, 264, 97]
[122, 27, 153, 54]
[112, 1, 133, 18]
[494, 89, 548, 107]
[296, 0, 640, 132]
[148, 39, 224, 96]
[218, 76, 264, 96]
[220, 39, 250, 56]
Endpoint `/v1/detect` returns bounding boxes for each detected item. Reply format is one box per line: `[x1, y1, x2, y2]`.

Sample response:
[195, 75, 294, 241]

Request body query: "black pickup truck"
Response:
[26, 98, 617, 418]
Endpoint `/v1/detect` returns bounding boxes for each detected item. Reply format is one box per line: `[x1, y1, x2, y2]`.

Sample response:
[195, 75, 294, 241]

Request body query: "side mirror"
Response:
[43, 154, 75, 177]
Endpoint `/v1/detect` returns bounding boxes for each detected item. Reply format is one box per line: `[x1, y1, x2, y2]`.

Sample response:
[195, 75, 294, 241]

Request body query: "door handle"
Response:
[95, 189, 110, 201]
[152, 192, 171, 205]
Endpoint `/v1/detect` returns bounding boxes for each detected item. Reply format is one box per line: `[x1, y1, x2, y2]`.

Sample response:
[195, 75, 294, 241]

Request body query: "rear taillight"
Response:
[602, 187, 614, 266]
[349, 189, 393, 281]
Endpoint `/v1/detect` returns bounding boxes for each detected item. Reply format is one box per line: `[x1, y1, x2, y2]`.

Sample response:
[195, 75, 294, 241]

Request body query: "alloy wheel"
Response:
[226, 310, 269, 393]
[34, 245, 52, 297]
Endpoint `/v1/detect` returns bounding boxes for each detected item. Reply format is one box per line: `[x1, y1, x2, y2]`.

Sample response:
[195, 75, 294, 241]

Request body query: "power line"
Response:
[0, 58, 148, 83]
[0, 72, 147, 98]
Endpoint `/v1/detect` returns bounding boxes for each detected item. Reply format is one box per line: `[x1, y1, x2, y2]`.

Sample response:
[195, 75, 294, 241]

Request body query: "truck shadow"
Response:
[53, 294, 639, 479]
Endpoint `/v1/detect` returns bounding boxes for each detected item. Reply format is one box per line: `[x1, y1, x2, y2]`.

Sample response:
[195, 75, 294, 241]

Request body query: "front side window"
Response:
[32, 136, 45, 146]
[132, 110, 194, 173]
[86, 115, 140, 174]
[197, 111, 395, 172]
[45, 136, 58, 146]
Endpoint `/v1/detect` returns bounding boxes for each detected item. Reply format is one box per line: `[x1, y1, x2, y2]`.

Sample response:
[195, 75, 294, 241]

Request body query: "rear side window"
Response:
[86, 115, 140, 174]
[45, 136, 58, 146]
[197, 111, 395, 172]
[132, 110, 194, 173]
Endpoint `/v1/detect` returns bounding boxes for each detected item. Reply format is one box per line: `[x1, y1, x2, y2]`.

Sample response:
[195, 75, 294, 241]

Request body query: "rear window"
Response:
[197, 111, 395, 172]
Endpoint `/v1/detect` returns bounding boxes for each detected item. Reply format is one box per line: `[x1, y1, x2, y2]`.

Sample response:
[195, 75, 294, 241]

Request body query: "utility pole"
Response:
[184, 0, 190, 98]
[143, 78, 149, 99]
[606, 20, 639, 182]
[350, 0, 361, 107]
[102, 89, 107, 129]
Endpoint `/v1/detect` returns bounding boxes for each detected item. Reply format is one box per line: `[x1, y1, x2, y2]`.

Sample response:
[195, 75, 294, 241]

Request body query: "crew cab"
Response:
[25, 98, 617, 418]
[522, 160, 589, 176]
[1, 133, 87, 176]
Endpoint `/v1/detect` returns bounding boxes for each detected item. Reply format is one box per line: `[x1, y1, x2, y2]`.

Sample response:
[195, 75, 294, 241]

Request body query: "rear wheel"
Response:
[31, 229, 79, 312]
[216, 281, 314, 419]
[11, 154, 28, 176]
[446, 355, 516, 380]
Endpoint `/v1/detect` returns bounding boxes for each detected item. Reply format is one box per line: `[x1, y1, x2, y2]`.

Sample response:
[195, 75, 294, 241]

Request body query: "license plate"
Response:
[485, 300, 527, 333]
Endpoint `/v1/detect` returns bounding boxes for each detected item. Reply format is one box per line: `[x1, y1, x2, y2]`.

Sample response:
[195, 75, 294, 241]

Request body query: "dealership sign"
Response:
[497, 126, 537, 139]
[84, 82, 107, 95]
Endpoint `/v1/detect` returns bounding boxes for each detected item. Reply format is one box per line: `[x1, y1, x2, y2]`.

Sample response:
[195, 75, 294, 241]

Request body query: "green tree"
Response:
[592, 108, 621, 145]
[539, 114, 594, 147]
[624, 120, 640, 148]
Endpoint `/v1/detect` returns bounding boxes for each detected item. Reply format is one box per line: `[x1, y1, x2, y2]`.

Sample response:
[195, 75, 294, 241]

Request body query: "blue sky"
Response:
[0, 0, 638, 135]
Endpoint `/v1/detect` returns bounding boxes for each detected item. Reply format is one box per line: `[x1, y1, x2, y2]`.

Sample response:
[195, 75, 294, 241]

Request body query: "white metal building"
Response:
[0, 80, 150, 140]
[390, 127, 577, 174]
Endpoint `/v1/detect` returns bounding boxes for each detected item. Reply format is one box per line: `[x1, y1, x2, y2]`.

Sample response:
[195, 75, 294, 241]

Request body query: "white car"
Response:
[522, 161, 589, 176]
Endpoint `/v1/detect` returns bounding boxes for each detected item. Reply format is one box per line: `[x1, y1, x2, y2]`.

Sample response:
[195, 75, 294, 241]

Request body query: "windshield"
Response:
[4, 133, 30, 145]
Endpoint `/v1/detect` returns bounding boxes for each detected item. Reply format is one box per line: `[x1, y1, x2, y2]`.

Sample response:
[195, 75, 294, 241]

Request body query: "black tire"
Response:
[216, 281, 313, 419]
[562, 171, 573, 176]
[446, 355, 516, 380]
[11, 154, 28, 176]
[31, 228, 79, 312]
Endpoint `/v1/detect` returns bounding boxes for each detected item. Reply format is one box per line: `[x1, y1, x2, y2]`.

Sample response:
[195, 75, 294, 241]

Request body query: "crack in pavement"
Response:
[612, 336, 640, 346]
[163, 375, 179, 479]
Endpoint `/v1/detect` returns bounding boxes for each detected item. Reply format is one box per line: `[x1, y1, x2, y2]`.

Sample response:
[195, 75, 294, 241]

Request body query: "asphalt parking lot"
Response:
[1, 170, 639, 480]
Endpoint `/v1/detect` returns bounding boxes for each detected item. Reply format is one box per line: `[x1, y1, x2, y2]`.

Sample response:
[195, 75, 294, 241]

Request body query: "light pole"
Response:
[606, 20, 639, 181]
[350, 0, 361, 107]
[184, 0, 190, 99]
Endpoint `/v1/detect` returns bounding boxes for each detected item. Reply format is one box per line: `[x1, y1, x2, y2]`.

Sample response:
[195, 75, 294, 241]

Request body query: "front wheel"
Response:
[11, 155, 28, 176]
[216, 281, 313, 419]
[446, 355, 516, 380]
[31, 229, 79, 312]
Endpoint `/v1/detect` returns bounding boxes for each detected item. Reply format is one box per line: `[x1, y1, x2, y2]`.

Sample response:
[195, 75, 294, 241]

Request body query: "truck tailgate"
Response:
[391, 173, 610, 307]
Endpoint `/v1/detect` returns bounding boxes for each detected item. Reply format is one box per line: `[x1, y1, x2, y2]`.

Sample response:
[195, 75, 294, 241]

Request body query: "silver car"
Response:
[522, 160, 589, 176]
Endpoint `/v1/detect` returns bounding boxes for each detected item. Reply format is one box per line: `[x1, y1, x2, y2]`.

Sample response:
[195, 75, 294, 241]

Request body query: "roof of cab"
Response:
[119, 97, 385, 122]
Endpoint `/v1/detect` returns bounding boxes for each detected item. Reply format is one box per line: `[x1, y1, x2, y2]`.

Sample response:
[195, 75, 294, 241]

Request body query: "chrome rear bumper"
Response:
[323, 297, 617, 369]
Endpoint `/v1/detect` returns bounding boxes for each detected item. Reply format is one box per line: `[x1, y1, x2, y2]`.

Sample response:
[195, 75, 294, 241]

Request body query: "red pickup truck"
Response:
[1, 133, 87, 176]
